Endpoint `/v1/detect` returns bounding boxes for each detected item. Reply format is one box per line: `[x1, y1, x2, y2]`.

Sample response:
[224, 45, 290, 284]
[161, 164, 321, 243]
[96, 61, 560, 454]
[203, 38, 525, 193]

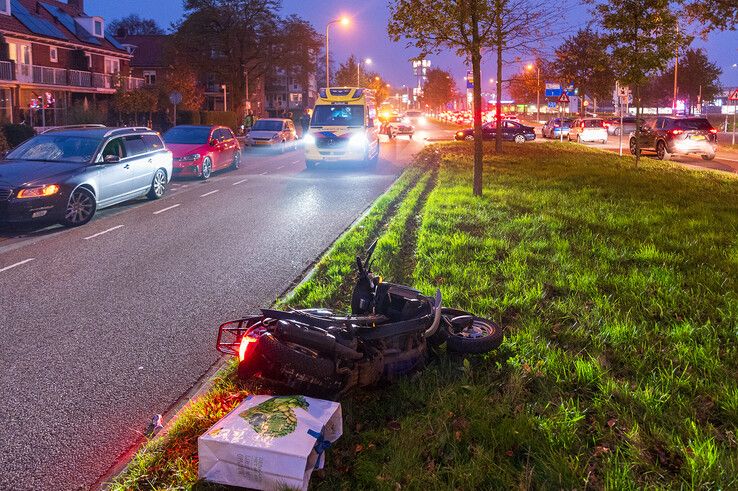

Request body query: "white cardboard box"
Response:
[198, 395, 342, 490]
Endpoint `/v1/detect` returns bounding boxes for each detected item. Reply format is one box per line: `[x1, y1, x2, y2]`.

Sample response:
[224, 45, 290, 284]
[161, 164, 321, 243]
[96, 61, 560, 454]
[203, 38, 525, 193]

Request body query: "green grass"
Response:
[113, 142, 738, 490]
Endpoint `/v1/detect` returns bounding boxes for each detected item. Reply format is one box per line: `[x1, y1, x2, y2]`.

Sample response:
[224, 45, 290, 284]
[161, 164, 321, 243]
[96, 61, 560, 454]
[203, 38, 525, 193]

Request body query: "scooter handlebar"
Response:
[423, 289, 443, 338]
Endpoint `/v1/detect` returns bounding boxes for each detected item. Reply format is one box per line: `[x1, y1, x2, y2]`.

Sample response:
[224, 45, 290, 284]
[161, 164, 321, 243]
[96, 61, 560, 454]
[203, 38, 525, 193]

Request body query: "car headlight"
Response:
[419, 116, 427, 125]
[17, 184, 60, 199]
[177, 153, 201, 162]
[349, 133, 368, 147]
[303, 133, 316, 145]
[456, 131, 465, 137]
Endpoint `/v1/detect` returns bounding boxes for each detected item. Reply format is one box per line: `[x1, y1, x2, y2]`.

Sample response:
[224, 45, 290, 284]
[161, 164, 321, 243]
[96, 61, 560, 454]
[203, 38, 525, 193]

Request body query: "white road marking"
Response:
[200, 190, 220, 197]
[83, 225, 124, 241]
[277, 165, 285, 169]
[232, 178, 248, 186]
[0, 258, 35, 273]
[291, 160, 300, 164]
[153, 204, 181, 215]
[260, 171, 268, 175]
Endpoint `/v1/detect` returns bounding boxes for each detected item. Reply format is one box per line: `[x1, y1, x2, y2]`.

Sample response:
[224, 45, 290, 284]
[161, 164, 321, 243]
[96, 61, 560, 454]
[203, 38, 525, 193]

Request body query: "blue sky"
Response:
[92, 0, 737, 93]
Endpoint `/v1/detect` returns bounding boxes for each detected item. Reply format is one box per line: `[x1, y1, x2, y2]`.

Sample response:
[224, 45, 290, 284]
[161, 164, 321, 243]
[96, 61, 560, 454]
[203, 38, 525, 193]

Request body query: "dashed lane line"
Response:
[200, 190, 220, 197]
[83, 225, 124, 241]
[153, 204, 181, 215]
[0, 258, 35, 273]
[232, 178, 248, 186]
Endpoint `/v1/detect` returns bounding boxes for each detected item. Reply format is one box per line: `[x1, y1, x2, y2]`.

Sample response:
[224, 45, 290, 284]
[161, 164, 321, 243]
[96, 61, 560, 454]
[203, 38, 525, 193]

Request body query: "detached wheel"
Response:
[445, 313, 504, 354]
[701, 153, 715, 161]
[200, 157, 212, 180]
[147, 169, 167, 199]
[514, 134, 525, 144]
[62, 187, 96, 227]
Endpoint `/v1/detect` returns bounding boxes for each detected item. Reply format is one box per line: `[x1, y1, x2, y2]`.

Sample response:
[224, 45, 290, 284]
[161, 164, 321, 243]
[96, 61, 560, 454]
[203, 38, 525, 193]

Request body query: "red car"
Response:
[164, 125, 241, 179]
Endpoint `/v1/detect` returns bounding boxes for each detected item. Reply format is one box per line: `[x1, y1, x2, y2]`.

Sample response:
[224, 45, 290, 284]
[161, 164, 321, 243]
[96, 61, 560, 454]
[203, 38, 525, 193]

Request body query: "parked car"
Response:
[605, 116, 641, 136]
[568, 118, 608, 144]
[455, 120, 536, 143]
[629, 116, 717, 161]
[541, 118, 573, 139]
[245, 118, 298, 152]
[0, 127, 171, 227]
[164, 125, 241, 180]
[384, 116, 415, 139]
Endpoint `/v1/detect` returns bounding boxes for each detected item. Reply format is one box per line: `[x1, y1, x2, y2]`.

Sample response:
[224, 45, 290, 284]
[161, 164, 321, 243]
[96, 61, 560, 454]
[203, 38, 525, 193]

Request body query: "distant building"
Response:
[114, 34, 168, 87]
[265, 67, 317, 117]
[0, 0, 143, 126]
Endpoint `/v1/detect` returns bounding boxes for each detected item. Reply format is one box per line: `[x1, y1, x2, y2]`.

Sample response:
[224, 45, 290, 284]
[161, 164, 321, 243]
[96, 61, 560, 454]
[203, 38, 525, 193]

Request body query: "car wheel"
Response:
[629, 138, 640, 156]
[464, 134, 474, 141]
[409, 133, 413, 140]
[701, 153, 716, 161]
[577, 135, 582, 143]
[62, 187, 96, 227]
[200, 157, 212, 180]
[656, 141, 670, 160]
[147, 168, 167, 200]
[514, 134, 525, 144]
[280, 141, 287, 153]
[306, 159, 316, 170]
[231, 150, 241, 170]
[615, 127, 621, 136]
[601, 139, 607, 144]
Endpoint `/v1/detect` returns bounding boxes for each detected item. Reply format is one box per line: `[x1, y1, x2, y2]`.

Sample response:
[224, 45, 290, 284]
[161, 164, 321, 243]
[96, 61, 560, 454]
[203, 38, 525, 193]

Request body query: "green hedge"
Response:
[176, 110, 201, 126]
[2, 124, 35, 149]
[200, 111, 238, 129]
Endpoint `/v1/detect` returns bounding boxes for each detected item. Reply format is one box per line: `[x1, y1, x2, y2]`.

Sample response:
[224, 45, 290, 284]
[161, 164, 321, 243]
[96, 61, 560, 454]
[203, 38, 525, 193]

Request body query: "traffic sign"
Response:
[547, 101, 557, 108]
[729, 89, 738, 101]
[545, 83, 561, 97]
[169, 91, 183, 105]
[558, 92, 570, 104]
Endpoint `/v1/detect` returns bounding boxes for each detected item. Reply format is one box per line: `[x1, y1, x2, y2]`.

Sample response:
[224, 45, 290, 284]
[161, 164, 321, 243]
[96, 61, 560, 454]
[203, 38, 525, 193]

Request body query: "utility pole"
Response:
[672, 23, 679, 115]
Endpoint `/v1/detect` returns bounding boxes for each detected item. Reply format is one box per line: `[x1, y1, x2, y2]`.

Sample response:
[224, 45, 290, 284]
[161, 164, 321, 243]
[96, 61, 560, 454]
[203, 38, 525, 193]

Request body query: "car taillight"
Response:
[238, 335, 258, 361]
[671, 129, 684, 135]
[581, 123, 585, 128]
[603, 122, 610, 128]
[709, 128, 717, 134]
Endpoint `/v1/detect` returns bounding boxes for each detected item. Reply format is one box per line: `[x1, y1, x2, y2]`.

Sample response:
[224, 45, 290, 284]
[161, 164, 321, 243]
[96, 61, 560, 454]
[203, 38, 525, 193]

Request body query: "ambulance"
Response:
[303, 87, 380, 169]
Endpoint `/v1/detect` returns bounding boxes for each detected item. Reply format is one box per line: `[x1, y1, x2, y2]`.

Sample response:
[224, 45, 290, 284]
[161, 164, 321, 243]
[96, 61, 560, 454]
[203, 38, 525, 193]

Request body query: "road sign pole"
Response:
[729, 88, 738, 145]
[619, 103, 624, 157]
[733, 102, 736, 145]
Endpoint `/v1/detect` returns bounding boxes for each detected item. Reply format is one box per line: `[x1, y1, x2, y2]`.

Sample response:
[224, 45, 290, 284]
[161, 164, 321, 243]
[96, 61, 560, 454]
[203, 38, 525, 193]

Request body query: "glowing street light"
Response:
[326, 16, 351, 88]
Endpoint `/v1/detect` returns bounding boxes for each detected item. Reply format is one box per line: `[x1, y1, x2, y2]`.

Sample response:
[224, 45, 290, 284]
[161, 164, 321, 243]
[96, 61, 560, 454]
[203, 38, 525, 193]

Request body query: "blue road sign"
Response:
[547, 101, 557, 108]
[545, 82, 561, 97]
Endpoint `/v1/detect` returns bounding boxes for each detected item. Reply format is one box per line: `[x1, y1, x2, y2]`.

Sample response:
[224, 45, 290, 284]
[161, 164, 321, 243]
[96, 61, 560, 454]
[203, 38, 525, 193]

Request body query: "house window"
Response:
[49, 47, 58, 63]
[94, 20, 103, 37]
[104, 58, 120, 74]
[0, 0, 9, 15]
[143, 70, 156, 85]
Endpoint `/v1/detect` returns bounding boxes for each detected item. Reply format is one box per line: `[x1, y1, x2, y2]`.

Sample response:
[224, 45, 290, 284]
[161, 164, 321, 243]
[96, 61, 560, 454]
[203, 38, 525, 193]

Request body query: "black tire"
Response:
[200, 157, 212, 180]
[240, 333, 343, 396]
[443, 310, 504, 354]
[629, 138, 640, 156]
[656, 141, 670, 160]
[147, 168, 167, 199]
[306, 159, 316, 170]
[701, 153, 715, 161]
[61, 187, 96, 227]
[231, 150, 241, 170]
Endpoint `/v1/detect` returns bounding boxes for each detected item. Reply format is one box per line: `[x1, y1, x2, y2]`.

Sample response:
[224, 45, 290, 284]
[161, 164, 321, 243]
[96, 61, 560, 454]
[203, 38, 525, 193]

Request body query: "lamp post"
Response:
[357, 58, 372, 86]
[526, 63, 540, 122]
[325, 16, 350, 89]
[221, 84, 227, 112]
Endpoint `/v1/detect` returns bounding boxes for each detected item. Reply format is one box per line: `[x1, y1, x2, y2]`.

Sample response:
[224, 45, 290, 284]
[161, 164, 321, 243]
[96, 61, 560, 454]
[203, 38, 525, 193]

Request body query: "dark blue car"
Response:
[455, 120, 536, 143]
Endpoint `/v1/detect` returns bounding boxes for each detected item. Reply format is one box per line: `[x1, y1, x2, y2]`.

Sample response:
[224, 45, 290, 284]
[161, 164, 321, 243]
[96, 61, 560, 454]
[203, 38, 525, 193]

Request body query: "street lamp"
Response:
[326, 16, 350, 89]
[357, 58, 371, 86]
[221, 84, 227, 112]
[526, 63, 540, 122]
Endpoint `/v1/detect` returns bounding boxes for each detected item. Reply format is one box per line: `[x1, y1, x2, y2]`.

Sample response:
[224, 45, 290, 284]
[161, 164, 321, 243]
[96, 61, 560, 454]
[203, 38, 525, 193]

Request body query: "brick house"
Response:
[0, 0, 142, 127]
[115, 33, 167, 87]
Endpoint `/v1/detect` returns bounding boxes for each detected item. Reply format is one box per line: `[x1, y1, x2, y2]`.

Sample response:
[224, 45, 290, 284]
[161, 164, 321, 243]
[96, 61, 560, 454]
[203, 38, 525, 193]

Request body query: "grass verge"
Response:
[114, 141, 738, 490]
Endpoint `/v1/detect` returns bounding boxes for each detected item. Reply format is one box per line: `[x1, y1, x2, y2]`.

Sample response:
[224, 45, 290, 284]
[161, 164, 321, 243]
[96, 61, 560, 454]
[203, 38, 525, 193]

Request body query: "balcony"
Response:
[0, 62, 143, 91]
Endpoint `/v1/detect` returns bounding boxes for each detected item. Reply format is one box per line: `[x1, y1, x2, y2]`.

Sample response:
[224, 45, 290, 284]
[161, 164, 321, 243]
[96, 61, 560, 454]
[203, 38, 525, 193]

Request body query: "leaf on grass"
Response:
[607, 418, 617, 428]
[355, 444, 364, 453]
[387, 420, 401, 431]
[594, 445, 610, 457]
[505, 450, 514, 457]
[454, 431, 462, 442]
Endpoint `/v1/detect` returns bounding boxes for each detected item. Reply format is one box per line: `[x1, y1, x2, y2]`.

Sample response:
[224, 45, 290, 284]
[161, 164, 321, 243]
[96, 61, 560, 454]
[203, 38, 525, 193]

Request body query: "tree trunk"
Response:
[471, 1, 483, 196]
[635, 83, 641, 167]
[495, 37, 503, 153]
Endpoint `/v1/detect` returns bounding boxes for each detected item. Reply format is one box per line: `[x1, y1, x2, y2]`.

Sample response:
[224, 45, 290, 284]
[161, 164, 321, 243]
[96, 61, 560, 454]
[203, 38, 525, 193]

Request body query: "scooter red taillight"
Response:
[238, 335, 258, 361]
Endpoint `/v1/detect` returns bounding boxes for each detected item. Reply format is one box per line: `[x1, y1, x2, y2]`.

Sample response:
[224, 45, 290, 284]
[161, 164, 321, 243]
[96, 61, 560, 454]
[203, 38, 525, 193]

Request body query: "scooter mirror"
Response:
[364, 239, 378, 271]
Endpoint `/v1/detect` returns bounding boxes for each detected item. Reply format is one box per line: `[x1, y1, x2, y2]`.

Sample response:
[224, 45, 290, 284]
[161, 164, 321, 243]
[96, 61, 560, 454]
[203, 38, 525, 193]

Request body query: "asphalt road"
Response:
[0, 129, 431, 490]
